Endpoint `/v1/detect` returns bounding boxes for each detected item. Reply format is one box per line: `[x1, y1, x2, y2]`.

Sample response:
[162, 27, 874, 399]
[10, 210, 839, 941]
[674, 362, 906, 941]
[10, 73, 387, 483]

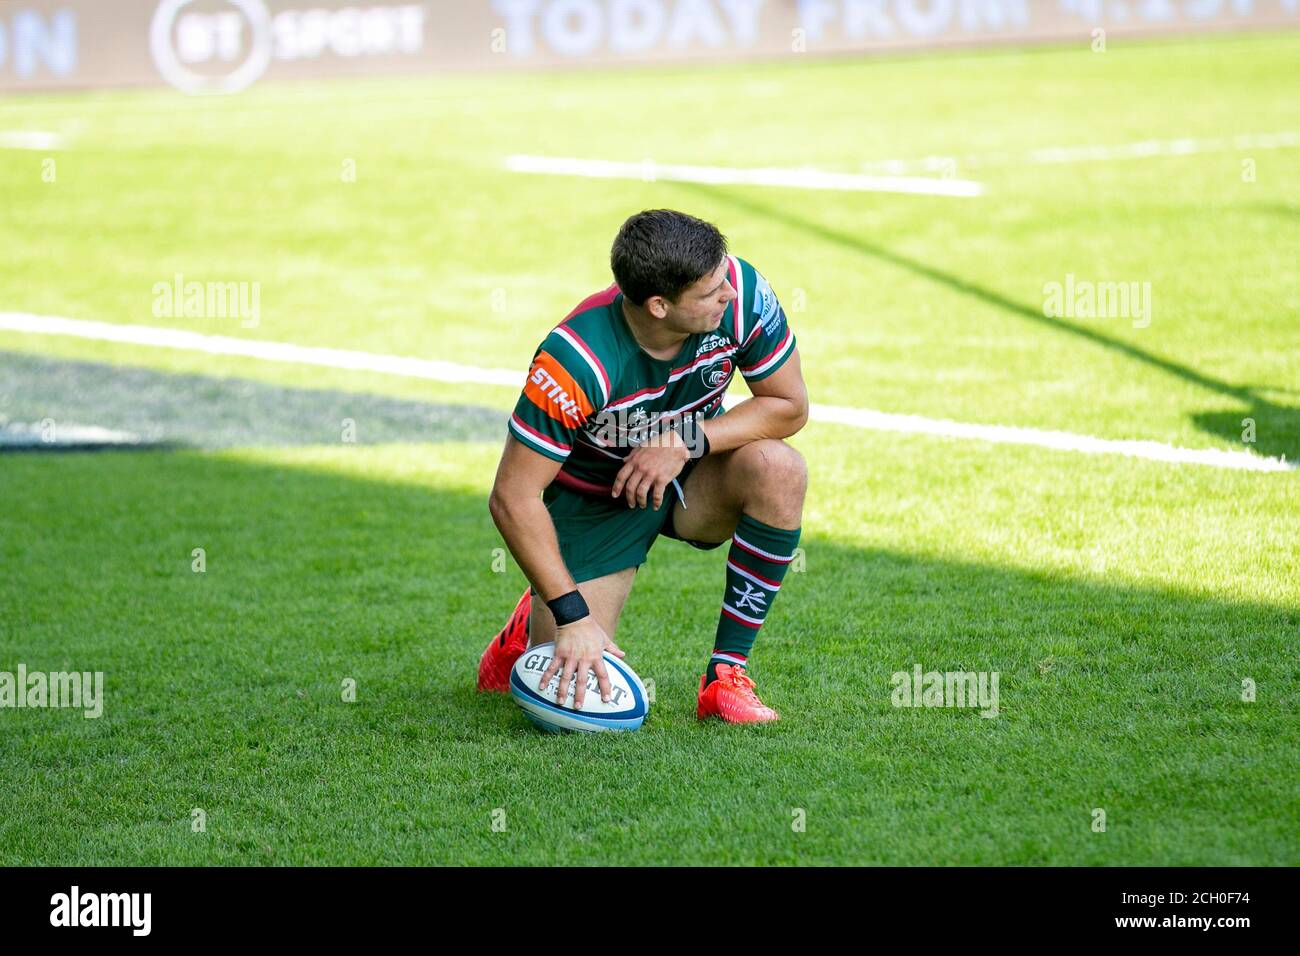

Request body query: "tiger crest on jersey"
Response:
[702, 357, 734, 389]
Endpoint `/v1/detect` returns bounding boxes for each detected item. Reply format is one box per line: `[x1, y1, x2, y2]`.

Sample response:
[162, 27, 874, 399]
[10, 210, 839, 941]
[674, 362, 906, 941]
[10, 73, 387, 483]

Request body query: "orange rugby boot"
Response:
[696, 662, 779, 724]
[476, 587, 531, 693]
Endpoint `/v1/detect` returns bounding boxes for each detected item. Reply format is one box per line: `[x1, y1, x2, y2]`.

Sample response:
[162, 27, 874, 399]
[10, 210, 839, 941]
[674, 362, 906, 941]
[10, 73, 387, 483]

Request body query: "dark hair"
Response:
[610, 210, 728, 306]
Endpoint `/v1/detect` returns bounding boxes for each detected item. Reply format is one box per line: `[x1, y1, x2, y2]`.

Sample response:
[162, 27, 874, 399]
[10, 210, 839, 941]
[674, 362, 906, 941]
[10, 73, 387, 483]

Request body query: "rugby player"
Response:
[477, 209, 808, 723]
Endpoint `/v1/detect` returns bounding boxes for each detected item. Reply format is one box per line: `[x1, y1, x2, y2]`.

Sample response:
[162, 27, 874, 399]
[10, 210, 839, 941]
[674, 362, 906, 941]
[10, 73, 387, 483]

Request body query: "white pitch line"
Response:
[0, 312, 522, 387]
[0, 312, 1291, 473]
[809, 404, 1292, 473]
[504, 154, 984, 198]
[860, 131, 1300, 175]
[0, 130, 65, 151]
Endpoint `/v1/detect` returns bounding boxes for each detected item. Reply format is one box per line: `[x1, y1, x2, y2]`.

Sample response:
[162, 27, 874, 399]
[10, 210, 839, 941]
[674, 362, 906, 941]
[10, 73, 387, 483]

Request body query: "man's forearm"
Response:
[697, 395, 808, 455]
[488, 491, 579, 603]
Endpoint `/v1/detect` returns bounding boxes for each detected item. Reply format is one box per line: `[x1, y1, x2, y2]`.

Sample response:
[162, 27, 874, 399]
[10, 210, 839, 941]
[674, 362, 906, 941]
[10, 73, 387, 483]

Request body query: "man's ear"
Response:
[646, 296, 669, 319]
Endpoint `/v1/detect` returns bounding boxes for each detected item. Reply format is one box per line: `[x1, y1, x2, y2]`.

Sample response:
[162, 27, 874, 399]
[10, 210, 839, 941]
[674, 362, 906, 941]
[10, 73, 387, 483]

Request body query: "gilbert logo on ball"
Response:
[509, 643, 648, 733]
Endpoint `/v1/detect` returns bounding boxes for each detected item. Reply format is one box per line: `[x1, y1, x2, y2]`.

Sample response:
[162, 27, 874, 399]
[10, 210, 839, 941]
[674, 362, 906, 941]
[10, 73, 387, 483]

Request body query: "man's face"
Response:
[650, 259, 737, 334]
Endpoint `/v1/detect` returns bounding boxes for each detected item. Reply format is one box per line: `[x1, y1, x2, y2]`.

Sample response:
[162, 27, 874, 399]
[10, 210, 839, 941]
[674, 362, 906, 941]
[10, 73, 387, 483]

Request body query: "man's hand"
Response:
[610, 428, 691, 510]
[538, 617, 627, 709]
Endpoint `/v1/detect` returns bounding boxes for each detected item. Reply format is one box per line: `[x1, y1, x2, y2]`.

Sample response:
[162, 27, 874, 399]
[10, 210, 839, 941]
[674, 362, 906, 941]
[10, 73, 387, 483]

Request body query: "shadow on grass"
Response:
[0, 445, 1295, 864]
[673, 184, 1300, 462]
[0, 350, 505, 450]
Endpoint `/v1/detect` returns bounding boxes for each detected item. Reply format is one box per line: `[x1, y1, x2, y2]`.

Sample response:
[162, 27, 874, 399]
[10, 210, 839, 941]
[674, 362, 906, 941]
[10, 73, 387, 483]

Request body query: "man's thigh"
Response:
[667, 450, 744, 546]
[527, 566, 638, 648]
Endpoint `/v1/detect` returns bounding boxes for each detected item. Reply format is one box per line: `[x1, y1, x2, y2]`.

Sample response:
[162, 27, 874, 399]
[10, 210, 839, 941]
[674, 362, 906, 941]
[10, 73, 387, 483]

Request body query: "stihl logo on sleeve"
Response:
[525, 350, 594, 424]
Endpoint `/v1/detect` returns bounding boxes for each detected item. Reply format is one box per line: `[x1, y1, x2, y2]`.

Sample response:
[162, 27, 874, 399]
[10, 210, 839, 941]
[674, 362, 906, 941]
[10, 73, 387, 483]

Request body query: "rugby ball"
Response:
[509, 642, 649, 733]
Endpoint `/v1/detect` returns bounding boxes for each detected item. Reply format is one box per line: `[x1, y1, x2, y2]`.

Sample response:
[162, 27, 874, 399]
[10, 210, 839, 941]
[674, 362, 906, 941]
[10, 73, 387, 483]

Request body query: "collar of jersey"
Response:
[612, 291, 696, 369]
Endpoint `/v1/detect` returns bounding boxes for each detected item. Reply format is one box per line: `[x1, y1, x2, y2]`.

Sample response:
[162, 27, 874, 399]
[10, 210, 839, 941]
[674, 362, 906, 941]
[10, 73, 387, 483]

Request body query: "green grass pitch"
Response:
[0, 32, 1297, 865]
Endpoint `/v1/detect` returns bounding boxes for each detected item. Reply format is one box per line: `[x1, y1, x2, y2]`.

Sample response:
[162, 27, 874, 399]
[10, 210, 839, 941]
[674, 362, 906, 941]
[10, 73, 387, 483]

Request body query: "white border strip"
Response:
[0, 312, 1291, 473]
[504, 154, 984, 198]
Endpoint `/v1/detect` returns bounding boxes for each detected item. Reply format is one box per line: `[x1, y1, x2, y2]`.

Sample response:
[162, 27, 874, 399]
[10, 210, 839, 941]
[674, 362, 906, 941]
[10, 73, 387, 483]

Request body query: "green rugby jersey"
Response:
[509, 255, 797, 492]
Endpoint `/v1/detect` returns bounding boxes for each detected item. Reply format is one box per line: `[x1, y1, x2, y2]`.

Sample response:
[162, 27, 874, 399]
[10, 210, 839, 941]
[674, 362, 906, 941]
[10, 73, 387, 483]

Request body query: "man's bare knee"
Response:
[730, 440, 807, 510]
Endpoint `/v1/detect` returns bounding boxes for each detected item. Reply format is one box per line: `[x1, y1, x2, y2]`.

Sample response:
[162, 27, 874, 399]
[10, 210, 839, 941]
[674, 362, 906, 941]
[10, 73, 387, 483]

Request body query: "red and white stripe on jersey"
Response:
[604, 382, 667, 413]
[659, 376, 732, 421]
[552, 469, 614, 497]
[728, 255, 747, 344]
[593, 377, 729, 449]
[509, 412, 571, 458]
[553, 324, 611, 406]
[726, 558, 783, 591]
[675, 342, 738, 379]
[603, 343, 739, 412]
[731, 531, 796, 564]
[740, 326, 794, 380]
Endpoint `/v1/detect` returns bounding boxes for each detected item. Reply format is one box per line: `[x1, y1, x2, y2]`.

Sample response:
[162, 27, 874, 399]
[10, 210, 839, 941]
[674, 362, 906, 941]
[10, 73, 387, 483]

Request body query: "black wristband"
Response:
[547, 589, 590, 627]
[673, 415, 710, 458]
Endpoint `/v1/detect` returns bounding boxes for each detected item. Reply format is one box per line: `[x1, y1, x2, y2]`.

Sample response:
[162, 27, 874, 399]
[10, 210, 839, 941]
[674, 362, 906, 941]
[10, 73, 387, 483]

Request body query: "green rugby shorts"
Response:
[540, 457, 723, 585]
